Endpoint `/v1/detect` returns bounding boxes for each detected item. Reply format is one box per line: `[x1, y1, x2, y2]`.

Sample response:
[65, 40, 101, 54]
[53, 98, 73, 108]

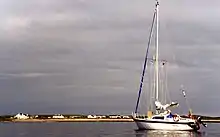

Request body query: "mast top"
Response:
[156, 0, 159, 5]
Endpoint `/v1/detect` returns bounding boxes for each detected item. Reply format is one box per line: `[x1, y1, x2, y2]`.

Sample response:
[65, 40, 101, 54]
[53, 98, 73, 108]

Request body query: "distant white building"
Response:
[52, 114, 64, 119]
[109, 115, 121, 119]
[14, 113, 29, 119]
[96, 115, 106, 119]
[121, 115, 130, 119]
[87, 115, 97, 119]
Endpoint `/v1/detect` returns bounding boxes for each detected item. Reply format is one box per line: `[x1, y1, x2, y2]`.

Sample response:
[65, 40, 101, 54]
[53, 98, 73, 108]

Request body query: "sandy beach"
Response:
[8, 118, 220, 123]
[11, 118, 134, 123]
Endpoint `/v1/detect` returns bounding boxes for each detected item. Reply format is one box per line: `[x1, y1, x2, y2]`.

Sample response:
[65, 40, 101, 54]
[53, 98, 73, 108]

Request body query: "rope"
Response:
[165, 62, 171, 103]
[135, 11, 156, 113]
[161, 63, 165, 104]
[148, 63, 154, 111]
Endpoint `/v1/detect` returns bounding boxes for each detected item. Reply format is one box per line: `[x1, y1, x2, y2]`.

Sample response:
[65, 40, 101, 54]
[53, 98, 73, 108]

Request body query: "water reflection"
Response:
[135, 130, 204, 137]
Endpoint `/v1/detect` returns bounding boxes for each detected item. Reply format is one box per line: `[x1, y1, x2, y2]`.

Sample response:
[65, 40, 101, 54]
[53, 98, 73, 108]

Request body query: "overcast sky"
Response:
[0, 0, 219, 115]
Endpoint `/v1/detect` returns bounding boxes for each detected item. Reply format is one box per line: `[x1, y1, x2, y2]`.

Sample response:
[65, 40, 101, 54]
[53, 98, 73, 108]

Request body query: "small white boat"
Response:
[133, 0, 207, 131]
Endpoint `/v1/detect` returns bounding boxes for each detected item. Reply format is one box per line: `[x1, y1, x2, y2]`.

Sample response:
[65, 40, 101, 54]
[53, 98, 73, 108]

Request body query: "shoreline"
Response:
[2, 118, 220, 123]
[10, 118, 134, 123]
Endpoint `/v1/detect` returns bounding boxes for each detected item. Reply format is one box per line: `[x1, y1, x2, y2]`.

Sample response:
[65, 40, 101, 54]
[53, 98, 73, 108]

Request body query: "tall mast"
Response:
[155, 0, 159, 102]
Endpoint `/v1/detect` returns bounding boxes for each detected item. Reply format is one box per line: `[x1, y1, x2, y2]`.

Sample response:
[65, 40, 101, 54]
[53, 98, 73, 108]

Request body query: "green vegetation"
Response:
[0, 115, 13, 121]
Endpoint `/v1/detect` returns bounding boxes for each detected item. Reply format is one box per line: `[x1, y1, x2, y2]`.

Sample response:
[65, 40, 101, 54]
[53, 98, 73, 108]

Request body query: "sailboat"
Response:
[132, 0, 207, 131]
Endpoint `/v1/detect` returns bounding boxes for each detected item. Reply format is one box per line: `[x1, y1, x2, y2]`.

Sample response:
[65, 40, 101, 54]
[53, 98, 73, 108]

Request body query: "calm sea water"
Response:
[0, 122, 219, 137]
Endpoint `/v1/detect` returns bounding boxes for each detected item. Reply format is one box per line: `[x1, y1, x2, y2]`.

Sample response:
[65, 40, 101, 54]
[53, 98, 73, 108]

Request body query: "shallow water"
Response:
[0, 122, 219, 137]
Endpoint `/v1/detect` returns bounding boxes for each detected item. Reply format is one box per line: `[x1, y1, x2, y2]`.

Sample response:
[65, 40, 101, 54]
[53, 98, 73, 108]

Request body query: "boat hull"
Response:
[134, 119, 196, 131]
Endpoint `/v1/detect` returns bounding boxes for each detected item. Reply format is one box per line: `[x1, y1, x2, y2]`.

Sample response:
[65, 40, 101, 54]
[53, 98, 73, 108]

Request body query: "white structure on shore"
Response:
[87, 115, 106, 119]
[14, 113, 29, 119]
[87, 115, 97, 119]
[52, 114, 64, 119]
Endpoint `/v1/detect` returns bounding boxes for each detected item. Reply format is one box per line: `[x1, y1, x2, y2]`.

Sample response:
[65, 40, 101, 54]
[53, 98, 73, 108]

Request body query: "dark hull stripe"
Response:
[133, 119, 194, 125]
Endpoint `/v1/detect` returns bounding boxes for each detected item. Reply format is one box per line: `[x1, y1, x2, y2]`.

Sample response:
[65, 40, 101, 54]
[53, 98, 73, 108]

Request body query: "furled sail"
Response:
[155, 101, 179, 111]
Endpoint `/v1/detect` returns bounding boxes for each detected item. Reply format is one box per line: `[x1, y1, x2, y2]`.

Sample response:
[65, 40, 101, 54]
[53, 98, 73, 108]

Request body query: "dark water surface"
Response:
[0, 122, 219, 137]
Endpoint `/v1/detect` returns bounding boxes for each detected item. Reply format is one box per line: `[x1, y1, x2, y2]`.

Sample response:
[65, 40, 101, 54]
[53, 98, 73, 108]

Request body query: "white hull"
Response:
[135, 121, 194, 131]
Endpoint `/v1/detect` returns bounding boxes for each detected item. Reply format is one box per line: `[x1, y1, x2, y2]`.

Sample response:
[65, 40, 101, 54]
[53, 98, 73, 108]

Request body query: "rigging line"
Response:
[163, 64, 166, 104]
[152, 61, 156, 112]
[135, 11, 156, 113]
[165, 63, 171, 103]
[162, 62, 167, 104]
[160, 63, 164, 104]
[146, 63, 151, 111]
[182, 89, 192, 115]
[148, 63, 153, 111]
[161, 64, 165, 104]
[143, 63, 151, 112]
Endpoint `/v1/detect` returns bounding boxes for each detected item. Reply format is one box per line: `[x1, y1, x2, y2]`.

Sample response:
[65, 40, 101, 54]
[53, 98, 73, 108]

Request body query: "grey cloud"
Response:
[0, 0, 219, 115]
